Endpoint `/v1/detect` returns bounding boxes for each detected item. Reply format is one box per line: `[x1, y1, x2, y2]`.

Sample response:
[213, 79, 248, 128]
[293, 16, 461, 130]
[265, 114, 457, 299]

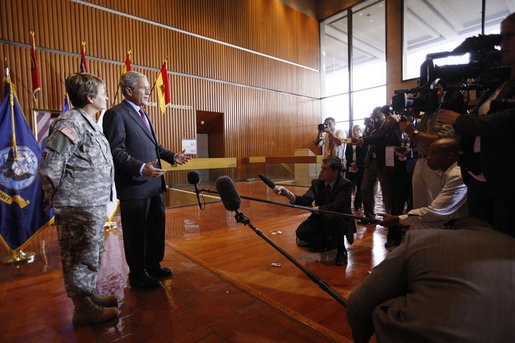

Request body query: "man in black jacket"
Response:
[274, 158, 356, 266]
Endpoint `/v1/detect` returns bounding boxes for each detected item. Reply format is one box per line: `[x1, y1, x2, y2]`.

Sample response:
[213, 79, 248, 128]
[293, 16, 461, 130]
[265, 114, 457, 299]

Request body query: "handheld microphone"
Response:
[215, 176, 241, 211]
[187, 170, 203, 210]
[259, 174, 287, 196]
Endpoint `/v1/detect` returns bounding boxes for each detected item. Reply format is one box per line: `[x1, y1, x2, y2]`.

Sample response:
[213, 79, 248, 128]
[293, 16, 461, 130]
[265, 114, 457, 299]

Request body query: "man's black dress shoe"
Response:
[335, 248, 348, 266]
[129, 273, 161, 289]
[384, 239, 401, 248]
[147, 266, 173, 278]
[357, 217, 378, 225]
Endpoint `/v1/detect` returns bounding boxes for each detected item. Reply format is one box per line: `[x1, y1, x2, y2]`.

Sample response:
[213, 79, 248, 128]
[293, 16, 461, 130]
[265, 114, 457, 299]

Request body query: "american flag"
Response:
[36, 111, 52, 150]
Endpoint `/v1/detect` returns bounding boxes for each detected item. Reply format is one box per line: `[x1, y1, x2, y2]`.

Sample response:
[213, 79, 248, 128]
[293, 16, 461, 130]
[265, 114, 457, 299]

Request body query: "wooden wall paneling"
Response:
[0, 1, 7, 41]
[13, 0, 22, 43]
[2, 0, 321, 179]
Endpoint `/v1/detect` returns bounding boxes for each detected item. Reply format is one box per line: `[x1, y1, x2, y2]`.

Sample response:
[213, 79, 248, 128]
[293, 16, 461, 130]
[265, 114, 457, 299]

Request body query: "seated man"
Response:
[346, 218, 514, 343]
[274, 158, 356, 266]
[379, 138, 467, 240]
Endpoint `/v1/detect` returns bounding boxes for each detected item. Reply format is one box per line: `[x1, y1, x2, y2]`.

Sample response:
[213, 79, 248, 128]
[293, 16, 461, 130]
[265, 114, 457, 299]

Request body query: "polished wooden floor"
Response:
[0, 181, 388, 342]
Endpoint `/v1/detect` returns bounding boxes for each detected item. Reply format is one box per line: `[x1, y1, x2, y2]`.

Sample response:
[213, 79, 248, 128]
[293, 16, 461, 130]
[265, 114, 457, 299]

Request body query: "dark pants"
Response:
[120, 192, 166, 274]
[387, 160, 414, 243]
[389, 161, 413, 216]
[296, 214, 349, 251]
[362, 159, 391, 218]
[347, 169, 364, 211]
[464, 174, 514, 237]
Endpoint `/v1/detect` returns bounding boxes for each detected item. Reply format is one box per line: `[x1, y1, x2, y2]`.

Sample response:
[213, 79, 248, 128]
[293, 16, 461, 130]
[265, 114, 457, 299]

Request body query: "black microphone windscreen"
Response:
[259, 174, 276, 189]
[187, 170, 200, 185]
[215, 176, 241, 211]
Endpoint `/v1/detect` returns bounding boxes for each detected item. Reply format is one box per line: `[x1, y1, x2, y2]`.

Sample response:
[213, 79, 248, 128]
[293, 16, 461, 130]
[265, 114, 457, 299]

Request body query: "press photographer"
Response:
[437, 13, 515, 237]
[394, 87, 456, 210]
[314, 117, 346, 161]
[350, 107, 402, 223]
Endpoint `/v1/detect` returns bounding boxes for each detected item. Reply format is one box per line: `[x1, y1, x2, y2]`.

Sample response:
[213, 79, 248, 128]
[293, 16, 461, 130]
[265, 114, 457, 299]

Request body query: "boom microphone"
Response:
[215, 176, 241, 211]
[214, 175, 348, 307]
[187, 170, 203, 210]
[259, 174, 287, 196]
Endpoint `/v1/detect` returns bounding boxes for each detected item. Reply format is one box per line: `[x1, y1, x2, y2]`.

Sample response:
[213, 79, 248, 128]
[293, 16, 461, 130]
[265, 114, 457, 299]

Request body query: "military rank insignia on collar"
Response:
[60, 126, 78, 142]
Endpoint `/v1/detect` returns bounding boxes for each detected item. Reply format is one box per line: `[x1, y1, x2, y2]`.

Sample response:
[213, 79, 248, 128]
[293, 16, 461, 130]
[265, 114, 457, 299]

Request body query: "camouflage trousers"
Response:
[54, 206, 106, 299]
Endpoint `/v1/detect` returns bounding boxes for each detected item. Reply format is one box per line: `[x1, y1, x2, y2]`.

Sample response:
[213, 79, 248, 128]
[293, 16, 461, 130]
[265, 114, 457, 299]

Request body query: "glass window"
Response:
[319, 0, 386, 131]
[351, 1, 386, 91]
[321, 93, 349, 125]
[320, 12, 349, 97]
[402, 0, 510, 80]
[352, 86, 386, 125]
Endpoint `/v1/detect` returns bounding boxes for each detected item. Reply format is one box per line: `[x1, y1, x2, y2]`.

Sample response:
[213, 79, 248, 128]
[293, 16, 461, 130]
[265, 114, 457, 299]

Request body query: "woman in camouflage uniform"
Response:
[39, 73, 117, 326]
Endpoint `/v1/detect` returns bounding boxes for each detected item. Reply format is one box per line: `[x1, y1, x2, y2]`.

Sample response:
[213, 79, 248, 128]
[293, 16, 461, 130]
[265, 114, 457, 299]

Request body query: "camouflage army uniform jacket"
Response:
[39, 108, 114, 207]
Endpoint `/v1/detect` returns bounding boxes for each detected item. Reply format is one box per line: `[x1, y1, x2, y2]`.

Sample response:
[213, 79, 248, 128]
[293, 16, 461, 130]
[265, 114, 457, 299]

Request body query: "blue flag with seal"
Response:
[0, 78, 53, 252]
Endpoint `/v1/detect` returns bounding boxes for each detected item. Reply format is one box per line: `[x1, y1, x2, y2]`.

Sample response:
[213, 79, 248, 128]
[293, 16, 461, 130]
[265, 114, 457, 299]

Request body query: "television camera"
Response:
[392, 34, 511, 116]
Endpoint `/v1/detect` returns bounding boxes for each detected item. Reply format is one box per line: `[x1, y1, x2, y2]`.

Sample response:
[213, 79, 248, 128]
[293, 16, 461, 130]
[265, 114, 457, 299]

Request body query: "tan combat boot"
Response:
[72, 296, 118, 326]
[89, 294, 118, 307]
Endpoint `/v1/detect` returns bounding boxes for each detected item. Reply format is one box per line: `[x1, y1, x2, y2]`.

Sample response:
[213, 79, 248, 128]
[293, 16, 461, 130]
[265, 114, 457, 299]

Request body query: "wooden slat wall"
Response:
[0, 0, 320, 179]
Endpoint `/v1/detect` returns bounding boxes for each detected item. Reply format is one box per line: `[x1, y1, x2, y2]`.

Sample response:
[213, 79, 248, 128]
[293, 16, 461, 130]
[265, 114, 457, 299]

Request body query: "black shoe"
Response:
[384, 239, 401, 248]
[147, 266, 173, 278]
[296, 237, 310, 248]
[346, 229, 355, 245]
[129, 272, 162, 289]
[335, 248, 348, 266]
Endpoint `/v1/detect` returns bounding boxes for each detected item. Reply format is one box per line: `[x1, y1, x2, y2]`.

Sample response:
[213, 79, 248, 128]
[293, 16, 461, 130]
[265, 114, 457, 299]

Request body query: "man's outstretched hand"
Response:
[142, 160, 166, 177]
[377, 212, 400, 227]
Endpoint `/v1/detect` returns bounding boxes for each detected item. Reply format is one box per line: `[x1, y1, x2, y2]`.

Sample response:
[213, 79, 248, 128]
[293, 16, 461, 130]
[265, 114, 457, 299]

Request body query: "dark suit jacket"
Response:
[361, 121, 402, 167]
[454, 78, 515, 194]
[345, 142, 368, 170]
[294, 175, 356, 237]
[102, 100, 175, 200]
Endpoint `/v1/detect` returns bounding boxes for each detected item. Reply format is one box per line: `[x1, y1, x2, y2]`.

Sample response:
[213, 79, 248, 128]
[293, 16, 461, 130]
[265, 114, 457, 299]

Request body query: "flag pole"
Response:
[30, 30, 39, 108]
[113, 49, 131, 102]
[149, 78, 157, 98]
[113, 83, 121, 103]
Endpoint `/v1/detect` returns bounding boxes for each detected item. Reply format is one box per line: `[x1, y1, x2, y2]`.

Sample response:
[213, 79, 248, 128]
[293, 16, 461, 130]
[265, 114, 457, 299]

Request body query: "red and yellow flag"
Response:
[155, 60, 171, 115]
[29, 31, 41, 103]
[80, 41, 88, 73]
[122, 49, 132, 74]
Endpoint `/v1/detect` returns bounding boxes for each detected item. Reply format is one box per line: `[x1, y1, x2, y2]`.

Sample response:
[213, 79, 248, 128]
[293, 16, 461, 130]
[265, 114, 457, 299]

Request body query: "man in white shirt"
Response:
[378, 138, 467, 231]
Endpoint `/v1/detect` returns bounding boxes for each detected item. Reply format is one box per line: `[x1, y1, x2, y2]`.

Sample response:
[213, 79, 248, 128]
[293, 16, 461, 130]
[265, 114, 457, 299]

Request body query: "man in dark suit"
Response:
[274, 158, 356, 266]
[103, 71, 190, 288]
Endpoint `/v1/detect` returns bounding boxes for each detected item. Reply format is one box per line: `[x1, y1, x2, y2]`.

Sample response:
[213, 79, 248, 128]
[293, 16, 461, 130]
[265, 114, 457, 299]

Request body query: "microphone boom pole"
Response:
[200, 189, 376, 222]
[214, 175, 347, 307]
[233, 210, 348, 307]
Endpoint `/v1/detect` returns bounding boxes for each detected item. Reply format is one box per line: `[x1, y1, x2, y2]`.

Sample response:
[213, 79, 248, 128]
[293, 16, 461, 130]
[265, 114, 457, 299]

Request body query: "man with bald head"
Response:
[379, 138, 467, 230]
